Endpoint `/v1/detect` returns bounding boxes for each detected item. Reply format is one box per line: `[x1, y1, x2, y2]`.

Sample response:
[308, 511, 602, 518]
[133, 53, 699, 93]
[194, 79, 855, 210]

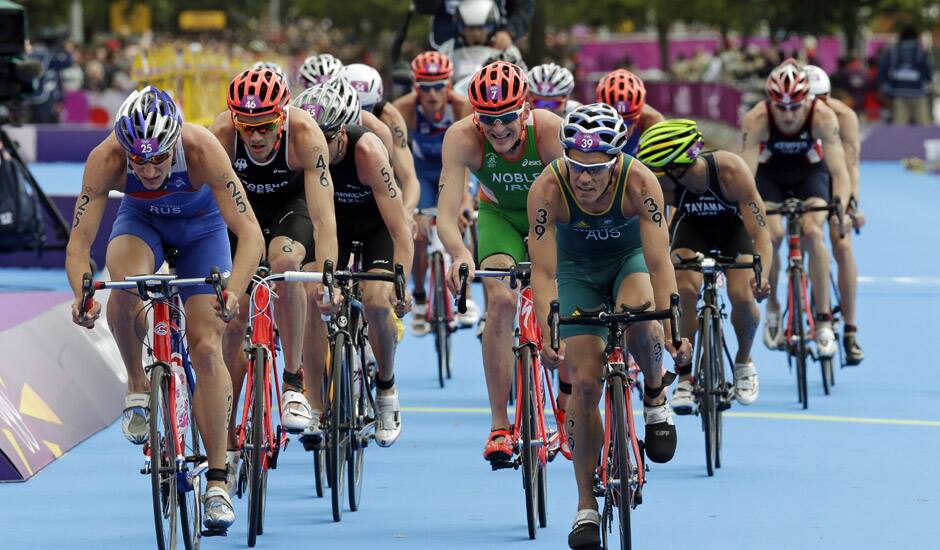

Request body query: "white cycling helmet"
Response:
[114, 86, 183, 159]
[456, 0, 501, 33]
[339, 63, 384, 110]
[298, 53, 344, 88]
[293, 78, 361, 135]
[527, 63, 575, 97]
[560, 103, 629, 155]
[803, 65, 831, 98]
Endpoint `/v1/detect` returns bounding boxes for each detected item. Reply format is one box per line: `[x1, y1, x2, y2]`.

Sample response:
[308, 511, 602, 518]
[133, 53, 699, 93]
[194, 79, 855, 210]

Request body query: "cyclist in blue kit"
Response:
[66, 86, 264, 530]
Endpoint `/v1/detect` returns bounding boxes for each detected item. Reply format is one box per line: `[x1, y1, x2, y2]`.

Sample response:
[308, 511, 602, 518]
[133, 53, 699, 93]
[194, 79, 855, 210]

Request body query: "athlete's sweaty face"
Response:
[416, 82, 448, 116]
[461, 26, 490, 46]
[566, 149, 617, 204]
[771, 99, 808, 128]
[479, 106, 529, 154]
[234, 112, 283, 160]
[129, 151, 175, 189]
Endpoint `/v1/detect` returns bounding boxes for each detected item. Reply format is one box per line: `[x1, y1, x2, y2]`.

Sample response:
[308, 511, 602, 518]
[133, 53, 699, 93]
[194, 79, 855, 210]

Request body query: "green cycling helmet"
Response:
[636, 119, 704, 170]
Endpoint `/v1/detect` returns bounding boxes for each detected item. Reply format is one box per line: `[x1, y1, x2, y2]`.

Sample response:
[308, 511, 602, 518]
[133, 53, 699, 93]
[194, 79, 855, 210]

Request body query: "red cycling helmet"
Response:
[412, 51, 454, 82]
[227, 68, 290, 117]
[596, 69, 646, 122]
[766, 62, 809, 105]
[467, 61, 529, 115]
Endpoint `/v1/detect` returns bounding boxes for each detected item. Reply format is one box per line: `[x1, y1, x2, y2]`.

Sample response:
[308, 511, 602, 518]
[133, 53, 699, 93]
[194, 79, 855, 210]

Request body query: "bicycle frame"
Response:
[236, 272, 287, 472]
[513, 286, 552, 467]
[782, 218, 816, 345]
[601, 346, 644, 495]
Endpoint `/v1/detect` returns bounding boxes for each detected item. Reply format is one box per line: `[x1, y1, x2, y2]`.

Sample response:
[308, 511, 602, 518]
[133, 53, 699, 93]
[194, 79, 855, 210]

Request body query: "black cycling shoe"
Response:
[568, 510, 602, 550]
[844, 333, 864, 366]
[643, 401, 677, 463]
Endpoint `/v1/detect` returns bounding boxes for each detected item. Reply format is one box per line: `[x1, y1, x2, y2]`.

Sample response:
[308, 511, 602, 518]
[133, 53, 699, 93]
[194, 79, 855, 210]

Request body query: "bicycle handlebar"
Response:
[549, 293, 681, 352]
[81, 268, 229, 317]
[767, 196, 846, 239]
[674, 252, 763, 287]
[457, 263, 469, 314]
[276, 261, 406, 301]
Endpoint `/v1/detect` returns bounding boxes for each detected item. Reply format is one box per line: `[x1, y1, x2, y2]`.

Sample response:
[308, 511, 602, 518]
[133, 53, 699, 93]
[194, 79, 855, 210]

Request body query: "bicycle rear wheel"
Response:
[519, 350, 538, 540]
[714, 321, 726, 470]
[313, 447, 326, 497]
[148, 363, 178, 550]
[179, 403, 203, 550]
[607, 375, 632, 550]
[348, 342, 366, 512]
[247, 347, 268, 547]
[329, 332, 349, 522]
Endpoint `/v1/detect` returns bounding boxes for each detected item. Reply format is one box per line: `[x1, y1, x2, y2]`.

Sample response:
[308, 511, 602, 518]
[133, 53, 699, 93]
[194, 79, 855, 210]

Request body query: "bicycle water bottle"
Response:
[170, 352, 190, 431]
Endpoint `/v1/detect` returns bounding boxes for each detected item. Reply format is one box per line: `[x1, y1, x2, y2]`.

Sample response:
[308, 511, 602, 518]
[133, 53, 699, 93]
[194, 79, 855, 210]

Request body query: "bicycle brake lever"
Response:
[457, 263, 469, 314]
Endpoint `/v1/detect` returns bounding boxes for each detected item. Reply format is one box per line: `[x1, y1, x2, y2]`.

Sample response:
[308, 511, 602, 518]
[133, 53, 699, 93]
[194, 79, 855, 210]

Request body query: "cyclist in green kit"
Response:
[437, 61, 569, 462]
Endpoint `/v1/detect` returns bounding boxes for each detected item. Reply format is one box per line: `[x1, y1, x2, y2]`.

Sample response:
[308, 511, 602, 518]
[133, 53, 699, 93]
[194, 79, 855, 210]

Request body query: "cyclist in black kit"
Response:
[637, 119, 773, 412]
[294, 77, 414, 447]
[211, 68, 338, 488]
[740, 60, 851, 359]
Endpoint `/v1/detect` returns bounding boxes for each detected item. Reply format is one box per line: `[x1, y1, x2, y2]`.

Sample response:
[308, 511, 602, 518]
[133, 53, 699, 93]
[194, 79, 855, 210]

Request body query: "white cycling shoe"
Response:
[457, 299, 482, 328]
[375, 391, 402, 447]
[763, 307, 784, 350]
[122, 392, 150, 445]
[303, 409, 324, 439]
[816, 325, 837, 358]
[411, 303, 430, 336]
[671, 379, 695, 415]
[280, 389, 313, 432]
[225, 450, 240, 497]
[203, 486, 236, 530]
[733, 361, 760, 405]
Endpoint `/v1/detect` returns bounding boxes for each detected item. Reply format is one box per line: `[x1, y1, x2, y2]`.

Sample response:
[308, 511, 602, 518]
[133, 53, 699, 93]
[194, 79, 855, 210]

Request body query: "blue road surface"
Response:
[2, 161, 939, 549]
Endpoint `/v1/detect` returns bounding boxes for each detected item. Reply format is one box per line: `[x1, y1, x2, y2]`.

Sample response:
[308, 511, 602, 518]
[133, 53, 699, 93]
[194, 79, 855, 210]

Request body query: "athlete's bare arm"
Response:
[623, 162, 682, 346]
[378, 103, 421, 212]
[208, 110, 237, 159]
[832, 99, 862, 219]
[451, 92, 475, 119]
[288, 107, 338, 271]
[526, 169, 563, 341]
[391, 92, 417, 130]
[66, 135, 125, 307]
[533, 110, 565, 164]
[740, 105, 769, 176]
[439, 116, 480, 290]
[361, 111, 395, 160]
[813, 104, 850, 211]
[186, 124, 264, 301]
[715, 151, 773, 292]
[354, 133, 415, 276]
[640, 104, 666, 129]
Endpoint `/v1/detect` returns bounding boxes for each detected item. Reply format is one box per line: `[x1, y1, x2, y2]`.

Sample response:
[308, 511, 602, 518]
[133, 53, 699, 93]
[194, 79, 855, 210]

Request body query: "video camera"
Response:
[0, 1, 42, 104]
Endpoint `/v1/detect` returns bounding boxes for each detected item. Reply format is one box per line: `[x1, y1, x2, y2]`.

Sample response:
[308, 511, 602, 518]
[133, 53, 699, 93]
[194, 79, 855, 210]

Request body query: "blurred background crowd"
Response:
[8, 0, 940, 127]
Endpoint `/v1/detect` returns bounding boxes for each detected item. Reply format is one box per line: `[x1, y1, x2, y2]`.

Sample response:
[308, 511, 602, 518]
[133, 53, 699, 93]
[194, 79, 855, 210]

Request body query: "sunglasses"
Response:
[417, 81, 448, 92]
[233, 114, 283, 135]
[565, 152, 617, 175]
[128, 151, 172, 165]
[531, 98, 563, 110]
[323, 129, 340, 143]
[772, 101, 803, 112]
[476, 106, 525, 126]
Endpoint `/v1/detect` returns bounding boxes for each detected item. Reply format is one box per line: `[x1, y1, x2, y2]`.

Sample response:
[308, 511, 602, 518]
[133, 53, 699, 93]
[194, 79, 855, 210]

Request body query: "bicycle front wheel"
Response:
[329, 332, 349, 522]
[247, 346, 268, 547]
[791, 272, 809, 409]
[607, 375, 632, 550]
[519, 349, 538, 540]
[700, 308, 717, 477]
[148, 363, 178, 550]
[431, 252, 448, 388]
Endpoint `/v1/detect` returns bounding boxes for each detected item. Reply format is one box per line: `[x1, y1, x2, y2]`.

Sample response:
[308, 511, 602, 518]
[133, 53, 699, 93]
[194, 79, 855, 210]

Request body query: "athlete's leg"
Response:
[765, 203, 785, 313]
[480, 253, 518, 434]
[726, 264, 760, 363]
[105, 234, 157, 394]
[565, 334, 606, 512]
[671, 249, 702, 413]
[184, 295, 234, 491]
[361, 277, 398, 384]
[801, 200, 831, 317]
[829, 221, 857, 326]
[221, 294, 250, 448]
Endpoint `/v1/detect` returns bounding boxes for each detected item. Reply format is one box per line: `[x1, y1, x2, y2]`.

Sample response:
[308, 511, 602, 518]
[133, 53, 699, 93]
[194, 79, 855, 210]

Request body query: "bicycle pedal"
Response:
[488, 458, 516, 471]
[201, 528, 228, 538]
[299, 434, 323, 452]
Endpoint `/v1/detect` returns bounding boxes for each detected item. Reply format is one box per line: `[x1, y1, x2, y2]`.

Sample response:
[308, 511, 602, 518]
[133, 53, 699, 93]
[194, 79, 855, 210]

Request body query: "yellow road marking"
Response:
[400, 406, 940, 427]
